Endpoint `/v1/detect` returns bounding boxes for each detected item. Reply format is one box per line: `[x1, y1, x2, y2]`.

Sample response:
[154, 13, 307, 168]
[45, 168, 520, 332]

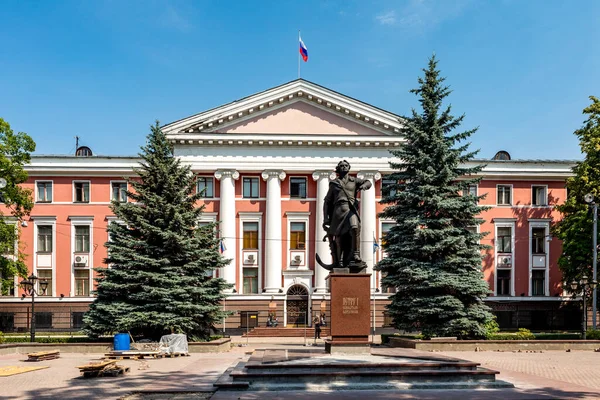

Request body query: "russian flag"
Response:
[219, 239, 226, 254]
[299, 36, 308, 62]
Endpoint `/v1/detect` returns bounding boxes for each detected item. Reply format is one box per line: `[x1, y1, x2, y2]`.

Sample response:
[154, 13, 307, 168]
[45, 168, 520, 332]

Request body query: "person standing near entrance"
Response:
[314, 317, 321, 339]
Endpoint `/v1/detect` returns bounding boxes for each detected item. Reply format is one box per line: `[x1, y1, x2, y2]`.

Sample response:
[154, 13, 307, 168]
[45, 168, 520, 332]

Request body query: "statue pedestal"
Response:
[324, 273, 371, 355]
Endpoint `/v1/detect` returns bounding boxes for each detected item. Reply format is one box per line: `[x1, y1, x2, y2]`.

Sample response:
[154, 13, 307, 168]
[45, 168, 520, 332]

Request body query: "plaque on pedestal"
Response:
[325, 273, 371, 354]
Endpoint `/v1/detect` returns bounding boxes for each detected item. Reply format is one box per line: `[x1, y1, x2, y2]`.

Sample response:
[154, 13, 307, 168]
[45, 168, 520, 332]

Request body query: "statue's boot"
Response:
[351, 228, 362, 262]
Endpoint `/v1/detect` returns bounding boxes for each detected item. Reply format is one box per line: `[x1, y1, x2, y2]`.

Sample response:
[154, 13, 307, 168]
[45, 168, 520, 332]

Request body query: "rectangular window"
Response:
[381, 178, 397, 197]
[37, 269, 52, 296]
[497, 185, 512, 205]
[381, 222, 394, 246]
[463, 184, 478, 201]
[532, 186, 547, 206]
[196, 177, 214, 198]
[497, 269, 511, 296]
[0, 276, 15, 296]
[75, 226, 90, 252]
[75, 270, 90, 296]
[381, 272, 396, 294]
[72, 312, 85, 329]
[74, 182, 90, 203]
[0, 312, 15, 332]
[290, 222, 306, 249]
[243, 177, 259, 198]
[290, 177, 307, 199]
[111, 182, 127, 203]
[532, 227, 546, 254]
[497, 227, 512, 253]
[2, 223, 16, 256]
[35, 312, 53, 329]
[243, 268, 258, 294]
[36, 181, 53, 202]
[243, 222, 259, 249]
[532, 270, 545, 296]
[37, 226, 52, 253]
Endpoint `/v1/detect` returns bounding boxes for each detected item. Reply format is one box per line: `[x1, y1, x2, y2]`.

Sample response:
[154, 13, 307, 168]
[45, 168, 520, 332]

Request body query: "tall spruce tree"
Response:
[376, 56, 493, 338]
[553, 96, 600, 295]
[84, 122, 231, 340]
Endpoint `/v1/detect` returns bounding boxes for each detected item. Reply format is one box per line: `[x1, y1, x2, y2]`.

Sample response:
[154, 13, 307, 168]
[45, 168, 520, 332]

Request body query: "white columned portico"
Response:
[312, 170, 335, 293]
[214, 169, 239, 292]
[357, 171, 381, 289]
[262, 170, 286, 293]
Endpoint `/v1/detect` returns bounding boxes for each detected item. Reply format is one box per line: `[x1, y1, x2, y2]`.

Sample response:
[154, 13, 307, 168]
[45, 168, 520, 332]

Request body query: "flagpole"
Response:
[298, 30, 301, 79]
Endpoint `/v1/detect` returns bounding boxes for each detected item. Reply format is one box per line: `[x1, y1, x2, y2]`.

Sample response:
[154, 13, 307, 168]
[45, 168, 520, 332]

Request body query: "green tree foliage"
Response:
[553, 96, 600, 295]
[83, 122, 231, 340]
[375, 56, 493, 339]
[0, 118, 35, 295]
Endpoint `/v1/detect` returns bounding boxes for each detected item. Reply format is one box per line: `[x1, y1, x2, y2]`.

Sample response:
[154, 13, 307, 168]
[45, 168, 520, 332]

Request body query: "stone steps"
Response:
[243, 327, 331, 337]
[214, 349, 514, 392]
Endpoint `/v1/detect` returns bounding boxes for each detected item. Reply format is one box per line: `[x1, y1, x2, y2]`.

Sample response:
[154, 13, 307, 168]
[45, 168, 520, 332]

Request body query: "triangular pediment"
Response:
[162, 79, 403, 137]
[215, 100, 383, 136]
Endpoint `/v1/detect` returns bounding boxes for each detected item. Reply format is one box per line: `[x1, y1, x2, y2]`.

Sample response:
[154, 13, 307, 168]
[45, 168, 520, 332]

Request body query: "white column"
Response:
[262, 170, 286, 293]
[357, 171, 381, 289]
[312, 170, 335, 293]
[214, 169, 239, 292]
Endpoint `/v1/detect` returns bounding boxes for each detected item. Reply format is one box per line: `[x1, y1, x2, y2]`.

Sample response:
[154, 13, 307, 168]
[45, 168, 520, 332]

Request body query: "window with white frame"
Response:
[37, 226, 52, 253]
[531, 227, 546, 254]
[497, 227, 512, 253]
[196, 177, 214, 198]
[532, 186, 547, 206]
[242, 221, 259, 294]
[381, 178, 397, 197]
[243, 177, 259, 198]
[74, 226, 90, 252]
[380, 222, 396, 293]
[0, 274, 15, 296]
[1, 221, 17, 256]
[243, 222, 259, 249]
[36, 181, 53, 203]
[497, 185, 512, 205]
[497, 270, 511, 296]
[290, 222, 306, 249]
[463, 184, 478, 202]
[74, 181, 90, 203]
[111, 182, 127, 203]
[74, 270, 90, 296]
[531, 270, 545, 296]
[290, 177, 307, 199]
[37, 269, 52, 296]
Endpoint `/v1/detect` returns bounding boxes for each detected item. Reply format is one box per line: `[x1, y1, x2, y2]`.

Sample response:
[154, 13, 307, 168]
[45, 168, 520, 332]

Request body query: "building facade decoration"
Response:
[0, 79, 578, 332]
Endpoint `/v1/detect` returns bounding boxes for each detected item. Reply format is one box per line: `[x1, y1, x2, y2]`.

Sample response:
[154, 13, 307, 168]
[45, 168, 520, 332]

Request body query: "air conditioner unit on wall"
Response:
[497, 255, 512, 267]
[74, 255, 89, 266]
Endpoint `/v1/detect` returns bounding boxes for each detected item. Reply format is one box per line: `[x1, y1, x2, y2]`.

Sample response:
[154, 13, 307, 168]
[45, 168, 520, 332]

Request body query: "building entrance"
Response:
[286, 285, 309, 327]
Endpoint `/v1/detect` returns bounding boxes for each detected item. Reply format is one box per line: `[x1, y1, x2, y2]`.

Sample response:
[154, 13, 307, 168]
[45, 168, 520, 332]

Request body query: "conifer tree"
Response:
[553, 96, 600, 295]
[376, 56, 493, 338]
[84, 122, 231, 340]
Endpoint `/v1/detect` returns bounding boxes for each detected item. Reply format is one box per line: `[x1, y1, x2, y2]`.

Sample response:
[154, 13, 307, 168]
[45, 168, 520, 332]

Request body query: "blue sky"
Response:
[1, 0, 598, 160]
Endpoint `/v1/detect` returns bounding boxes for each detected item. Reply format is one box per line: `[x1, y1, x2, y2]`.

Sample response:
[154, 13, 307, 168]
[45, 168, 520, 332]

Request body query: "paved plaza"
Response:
[1, 340, 600, 399]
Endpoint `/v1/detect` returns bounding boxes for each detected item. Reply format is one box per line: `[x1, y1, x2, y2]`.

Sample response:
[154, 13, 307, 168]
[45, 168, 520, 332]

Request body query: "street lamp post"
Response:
[571, 276, 598, 340]
[584, 193, 598, 329]
[20, 274, 48, 343]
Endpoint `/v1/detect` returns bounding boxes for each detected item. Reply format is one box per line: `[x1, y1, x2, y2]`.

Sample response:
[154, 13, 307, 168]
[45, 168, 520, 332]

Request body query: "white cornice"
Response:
[168, 133, 404, 148]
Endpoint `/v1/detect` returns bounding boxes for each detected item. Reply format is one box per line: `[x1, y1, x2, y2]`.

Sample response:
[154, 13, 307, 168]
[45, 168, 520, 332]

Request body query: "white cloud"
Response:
[375, 10, 397, 25]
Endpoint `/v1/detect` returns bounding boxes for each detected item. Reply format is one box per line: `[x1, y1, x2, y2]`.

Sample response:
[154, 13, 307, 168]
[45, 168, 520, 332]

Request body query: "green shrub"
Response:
[516, 328, 535, 340]
[487, 328, 535, 341]
[533, 333, 581, 340]
[0, 331, 4, 344]
[484, 317, 500, 339]
[586, 329, 600, 340]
